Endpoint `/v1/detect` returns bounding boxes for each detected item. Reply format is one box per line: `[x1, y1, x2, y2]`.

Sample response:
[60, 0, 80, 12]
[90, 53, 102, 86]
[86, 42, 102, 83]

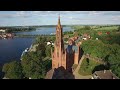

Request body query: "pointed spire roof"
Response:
[57, 14, 61, 28]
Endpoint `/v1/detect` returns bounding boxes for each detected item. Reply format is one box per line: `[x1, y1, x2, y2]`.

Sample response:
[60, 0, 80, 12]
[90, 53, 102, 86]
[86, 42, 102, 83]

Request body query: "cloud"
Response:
[103, 11, 120, 16]
[0, 11, 120, 26]
[0, 11, 30, 18]
[111, 15, 120, 20]
[31, 11, 90, 17]
[68, 16, 74, 19]
[1, 11, 120, 19]
[88, 11, 105, 16]
[0, 14, 14, 18]
[15, 11, 25, 16]
[32, 11, 58, 17]
[15, 11, 30, 18]
[88, 11, 120, 16]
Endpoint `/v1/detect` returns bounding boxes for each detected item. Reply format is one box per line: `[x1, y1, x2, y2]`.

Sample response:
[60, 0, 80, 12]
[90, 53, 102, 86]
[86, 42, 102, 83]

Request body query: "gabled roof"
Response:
[57, 15, 62, 28]
[65, 45, 79, 53]
[93, 70, 119, 79]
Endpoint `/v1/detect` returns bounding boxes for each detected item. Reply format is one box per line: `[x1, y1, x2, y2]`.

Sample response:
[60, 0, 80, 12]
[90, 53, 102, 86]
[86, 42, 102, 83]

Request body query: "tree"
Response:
[21, 35, 52, 79]
[84, 26, 91, 30]
[81, 40, 111, 60]
[111, 65, 120, 78]
[107, 44, 120, 65]
[35, 36, 47, 44]
[43, 59, 52, 72]
[2, 61, 23, 79]
[104, 44, 120, 78]
[5, 29, 12, 33]
[117, 26, 120, 31]
[50, 36, 56, 42]
[21, 51, 51, 79]
[36, 43, 46, 57]
[45, 45, 52, 57]
[30, 59, 46, 79]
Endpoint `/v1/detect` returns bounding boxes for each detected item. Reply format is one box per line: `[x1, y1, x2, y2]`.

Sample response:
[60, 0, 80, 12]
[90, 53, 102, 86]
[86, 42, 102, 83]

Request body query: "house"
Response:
[92, 70, 119, 79]
[82, 38, 87, 40]
[0, 35, 2, 38]
[64, 35, 69, 38]
[29, 77, 32, 79]
[2, 34, 7, 38]
[106, 32, 110, 35]
[0, 29, 6, 33]
[52, 43, 54, 45]
[98, 32, 102, 35]
[77, 41, 82, 46]
[96, 38, 98, 40]
[68, 38, 75, 45]
[47, 41, 54, 46]
[70, 36, 79, 42]
[3, 77, 9, 79]
[82, 33, 90, 40]
[6, 33, 13, 37]
[47, 42, 51, 45]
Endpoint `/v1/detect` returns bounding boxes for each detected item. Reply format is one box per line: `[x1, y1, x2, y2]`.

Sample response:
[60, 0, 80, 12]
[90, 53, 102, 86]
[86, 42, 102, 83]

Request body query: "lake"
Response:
[16, 26, 73, 35]
[0, 37, 34, 65]
[0, 26, 73, 65]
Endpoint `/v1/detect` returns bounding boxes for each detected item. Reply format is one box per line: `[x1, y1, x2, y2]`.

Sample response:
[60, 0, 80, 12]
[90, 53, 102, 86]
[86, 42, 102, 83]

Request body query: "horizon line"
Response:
[0, 24, 120, 27]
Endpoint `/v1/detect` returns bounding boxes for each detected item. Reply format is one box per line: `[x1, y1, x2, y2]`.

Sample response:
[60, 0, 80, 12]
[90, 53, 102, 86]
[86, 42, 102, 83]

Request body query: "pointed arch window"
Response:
[57, 48, 59, 57]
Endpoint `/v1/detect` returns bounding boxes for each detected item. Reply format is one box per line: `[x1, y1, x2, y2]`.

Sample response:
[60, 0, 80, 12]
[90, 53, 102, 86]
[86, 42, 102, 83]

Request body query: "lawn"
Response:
[94, 26, 118, 31]
[78, 58, 101, 76]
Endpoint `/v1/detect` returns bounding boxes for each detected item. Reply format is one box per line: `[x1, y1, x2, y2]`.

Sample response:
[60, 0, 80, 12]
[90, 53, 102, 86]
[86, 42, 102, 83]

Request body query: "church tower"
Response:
[46, 16, 81, 79]
[52, 15, 65, 69]
[55, 15, 64, 53]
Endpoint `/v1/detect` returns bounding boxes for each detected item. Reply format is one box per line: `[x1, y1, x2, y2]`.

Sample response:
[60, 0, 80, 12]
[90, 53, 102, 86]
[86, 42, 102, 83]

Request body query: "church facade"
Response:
[51, 16, 81, 72]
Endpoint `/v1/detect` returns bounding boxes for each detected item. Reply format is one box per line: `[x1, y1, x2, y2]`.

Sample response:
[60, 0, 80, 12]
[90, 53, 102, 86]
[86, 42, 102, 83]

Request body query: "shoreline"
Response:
[15, 34, 55, 38]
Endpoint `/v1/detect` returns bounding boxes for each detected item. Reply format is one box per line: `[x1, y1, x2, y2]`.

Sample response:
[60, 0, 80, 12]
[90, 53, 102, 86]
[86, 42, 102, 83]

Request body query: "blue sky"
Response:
[0, 11, 120, 26]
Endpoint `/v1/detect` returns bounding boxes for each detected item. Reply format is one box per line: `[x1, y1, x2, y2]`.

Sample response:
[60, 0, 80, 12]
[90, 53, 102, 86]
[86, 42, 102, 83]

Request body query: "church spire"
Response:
[57, 14, 61, 28]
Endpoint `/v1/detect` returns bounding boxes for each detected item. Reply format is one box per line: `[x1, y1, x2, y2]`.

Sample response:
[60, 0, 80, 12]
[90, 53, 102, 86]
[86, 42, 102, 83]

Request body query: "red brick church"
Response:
[45, 16, 81, 79]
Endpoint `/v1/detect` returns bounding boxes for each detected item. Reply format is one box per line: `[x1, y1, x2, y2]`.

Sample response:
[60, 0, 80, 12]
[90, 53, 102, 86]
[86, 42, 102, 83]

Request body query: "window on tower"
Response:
[57, 48, 59, 57]
[57, 52, 59, 57]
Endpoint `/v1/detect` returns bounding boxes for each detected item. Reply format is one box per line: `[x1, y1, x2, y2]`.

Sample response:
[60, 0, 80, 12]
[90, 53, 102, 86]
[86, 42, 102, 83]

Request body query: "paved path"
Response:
[73, 55, 92, 79]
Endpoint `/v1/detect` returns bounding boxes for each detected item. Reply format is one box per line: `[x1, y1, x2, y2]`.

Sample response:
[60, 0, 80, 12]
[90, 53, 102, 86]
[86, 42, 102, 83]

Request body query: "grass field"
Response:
[73, 25, 119, 31]
[78, 58, 100, 76]
[94, 26, 118, 31]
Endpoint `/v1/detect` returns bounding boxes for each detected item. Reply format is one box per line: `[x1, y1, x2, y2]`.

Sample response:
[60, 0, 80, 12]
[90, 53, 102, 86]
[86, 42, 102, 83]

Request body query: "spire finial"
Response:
[58, 13, 61, 26]
[59, 13, 60, 19]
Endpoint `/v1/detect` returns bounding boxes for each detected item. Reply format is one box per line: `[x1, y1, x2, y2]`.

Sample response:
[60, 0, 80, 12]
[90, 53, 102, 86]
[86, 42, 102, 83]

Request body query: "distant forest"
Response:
[0, 24, 120, 28]
[0, 25, 120, 33]
[0, 25, 70, 28]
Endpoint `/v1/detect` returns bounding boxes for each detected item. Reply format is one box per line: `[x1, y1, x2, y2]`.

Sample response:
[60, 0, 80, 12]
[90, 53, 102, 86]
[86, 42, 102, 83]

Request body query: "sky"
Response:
[0, 11, 120, 26]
